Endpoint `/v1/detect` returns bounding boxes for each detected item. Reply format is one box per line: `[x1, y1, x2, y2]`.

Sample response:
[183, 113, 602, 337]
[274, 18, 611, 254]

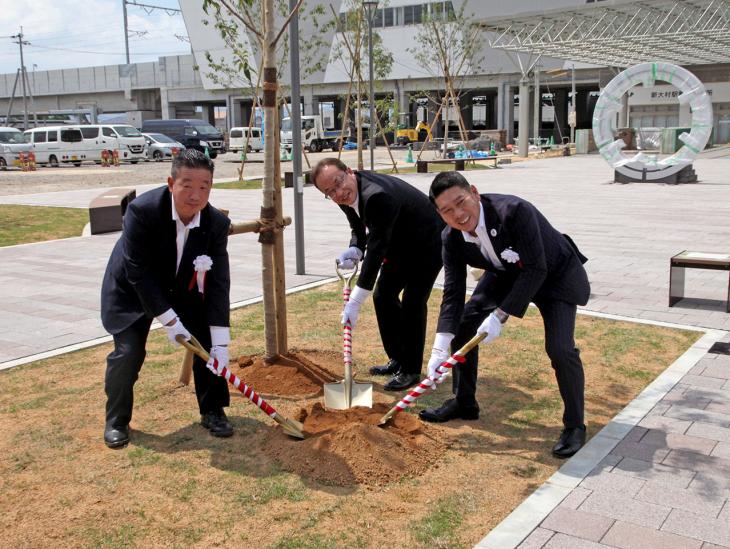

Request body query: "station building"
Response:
[1, 0, 729, 144]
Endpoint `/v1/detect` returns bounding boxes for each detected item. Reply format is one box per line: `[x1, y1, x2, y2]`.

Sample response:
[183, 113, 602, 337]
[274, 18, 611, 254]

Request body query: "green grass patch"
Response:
[0, 204, 88, 246]
[412, 495, 465, 548]
[213, 178, 271, 189]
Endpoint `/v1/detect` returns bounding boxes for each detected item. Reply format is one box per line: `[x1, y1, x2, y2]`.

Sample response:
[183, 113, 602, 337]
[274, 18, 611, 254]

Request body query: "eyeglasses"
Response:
[322, 172, 347, 200]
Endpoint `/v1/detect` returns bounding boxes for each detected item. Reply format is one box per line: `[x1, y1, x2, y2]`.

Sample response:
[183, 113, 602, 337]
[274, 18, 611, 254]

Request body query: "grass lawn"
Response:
[0, 284, 700, 547]
[0, 204, 89, 247]
[214, 178, 267, 190]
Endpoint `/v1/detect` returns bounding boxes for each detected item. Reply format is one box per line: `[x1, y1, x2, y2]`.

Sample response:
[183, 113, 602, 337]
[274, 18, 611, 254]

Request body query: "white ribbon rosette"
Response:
[192, 255, 213, 294]
[500, 248, 520, 264]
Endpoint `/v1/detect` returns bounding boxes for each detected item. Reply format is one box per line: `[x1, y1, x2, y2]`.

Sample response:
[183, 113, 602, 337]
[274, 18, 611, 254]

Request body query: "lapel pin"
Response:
[490, 228, 497, 237]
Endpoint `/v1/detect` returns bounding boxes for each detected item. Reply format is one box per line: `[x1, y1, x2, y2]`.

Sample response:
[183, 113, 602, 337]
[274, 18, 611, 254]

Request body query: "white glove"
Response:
[165, 317, 191, 346]
[477, 312, 504, 344]
[337, 246, 363, 270]
[341, 285, 371, 329]
[428, 332, 454, 378]
[206, 345, 229, 376]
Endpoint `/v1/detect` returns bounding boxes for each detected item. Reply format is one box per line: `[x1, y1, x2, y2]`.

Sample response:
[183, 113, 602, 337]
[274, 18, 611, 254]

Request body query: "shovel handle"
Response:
[379, 332, 487, 425]
[335, 259, 359, 289]
[175, 335, 305, 439]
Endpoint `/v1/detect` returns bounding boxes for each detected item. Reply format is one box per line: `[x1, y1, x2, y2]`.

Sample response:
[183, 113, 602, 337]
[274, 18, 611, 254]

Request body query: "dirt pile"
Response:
[261, 402, 446, 486]
[232, 350, 339, 398]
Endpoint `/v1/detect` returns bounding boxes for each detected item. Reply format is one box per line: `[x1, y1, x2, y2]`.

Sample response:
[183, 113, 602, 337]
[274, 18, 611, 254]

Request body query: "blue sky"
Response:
[0, 0, 191, 75]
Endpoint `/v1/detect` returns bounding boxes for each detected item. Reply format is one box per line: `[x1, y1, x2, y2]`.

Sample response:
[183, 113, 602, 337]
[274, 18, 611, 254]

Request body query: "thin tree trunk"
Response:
[261, 0, 279, 361]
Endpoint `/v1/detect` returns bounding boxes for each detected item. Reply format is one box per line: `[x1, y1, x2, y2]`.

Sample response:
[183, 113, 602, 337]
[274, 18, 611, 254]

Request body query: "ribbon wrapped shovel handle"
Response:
[379, 332, 486, 426]
[175, 335, 305, 439]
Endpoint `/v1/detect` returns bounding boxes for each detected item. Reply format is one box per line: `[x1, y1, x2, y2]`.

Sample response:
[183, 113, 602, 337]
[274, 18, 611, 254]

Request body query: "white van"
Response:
[24, 126, 86, 166]
[0, 126, 32, 169]
[73, 124, 147, 163]
[229, 126, 263, 153]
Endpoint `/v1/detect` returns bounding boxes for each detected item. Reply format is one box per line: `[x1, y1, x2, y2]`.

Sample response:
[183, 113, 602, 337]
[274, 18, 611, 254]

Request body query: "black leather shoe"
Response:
[201, 409, 234, 438]
[552, 425, 586, 458]
[104, 425, 130, 449]
[419, 398, 480, 423]
[383, 372, 420, 391]
[369, 359, 401, 376]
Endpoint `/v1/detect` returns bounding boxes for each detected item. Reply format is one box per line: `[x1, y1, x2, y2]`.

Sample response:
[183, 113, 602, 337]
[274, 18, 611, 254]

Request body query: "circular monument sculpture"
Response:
[592, 62, 713, 181]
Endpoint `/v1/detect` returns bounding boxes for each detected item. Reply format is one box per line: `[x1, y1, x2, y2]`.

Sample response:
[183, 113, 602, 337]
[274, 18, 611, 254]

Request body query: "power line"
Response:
[28, 43, 189, 56]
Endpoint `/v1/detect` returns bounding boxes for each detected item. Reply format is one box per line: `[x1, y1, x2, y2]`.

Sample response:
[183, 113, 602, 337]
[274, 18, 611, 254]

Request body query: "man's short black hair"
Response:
[429, 171, 471, 204]
[171, 149, 215, 180]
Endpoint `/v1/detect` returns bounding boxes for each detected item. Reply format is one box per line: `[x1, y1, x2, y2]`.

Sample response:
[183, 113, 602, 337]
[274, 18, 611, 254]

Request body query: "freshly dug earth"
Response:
[232, 349, 340, 398]
[0, 284, 702, 547]
[262, 402, 445, 486]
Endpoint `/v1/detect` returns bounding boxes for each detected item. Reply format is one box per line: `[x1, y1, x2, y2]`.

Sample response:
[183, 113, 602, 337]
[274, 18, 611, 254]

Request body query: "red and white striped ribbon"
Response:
[206, 359, 278, 419]
[343, 286, 352, 366]
[392, 354, 467, 412]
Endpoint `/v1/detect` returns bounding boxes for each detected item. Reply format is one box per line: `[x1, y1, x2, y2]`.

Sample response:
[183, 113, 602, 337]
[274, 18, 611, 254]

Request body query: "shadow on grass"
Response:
[132, 417, 359, 495]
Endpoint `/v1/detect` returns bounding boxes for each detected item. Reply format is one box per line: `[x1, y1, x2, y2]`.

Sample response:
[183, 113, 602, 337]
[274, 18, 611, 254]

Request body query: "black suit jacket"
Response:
[437, 193, 589, 334]
[339, 171, 444, 290]
[101, 185, 231, 335]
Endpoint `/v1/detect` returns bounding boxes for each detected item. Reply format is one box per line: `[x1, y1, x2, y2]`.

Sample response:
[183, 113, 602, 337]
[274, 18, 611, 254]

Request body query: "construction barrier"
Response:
[101, 149, 110, 167]
[112, 149, 120, 167]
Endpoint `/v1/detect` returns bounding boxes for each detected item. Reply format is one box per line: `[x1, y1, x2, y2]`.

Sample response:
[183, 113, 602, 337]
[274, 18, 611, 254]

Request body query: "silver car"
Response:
[142, 132, 185, 161]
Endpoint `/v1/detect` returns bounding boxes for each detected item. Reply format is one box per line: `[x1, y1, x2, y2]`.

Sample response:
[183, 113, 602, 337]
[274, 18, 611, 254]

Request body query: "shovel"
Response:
[176, 335, 305, 439]
[323, 260, 373, 410]
[379, 332, 486, 426]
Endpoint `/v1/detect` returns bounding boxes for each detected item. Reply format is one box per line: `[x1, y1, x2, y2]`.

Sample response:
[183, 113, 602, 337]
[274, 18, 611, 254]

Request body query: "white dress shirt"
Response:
[156, 198, 229, 346]
[461, 203, 505, 271]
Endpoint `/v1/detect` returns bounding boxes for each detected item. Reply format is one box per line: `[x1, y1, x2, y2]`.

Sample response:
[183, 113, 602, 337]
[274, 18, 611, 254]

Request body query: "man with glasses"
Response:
[311, 158, 444, 391]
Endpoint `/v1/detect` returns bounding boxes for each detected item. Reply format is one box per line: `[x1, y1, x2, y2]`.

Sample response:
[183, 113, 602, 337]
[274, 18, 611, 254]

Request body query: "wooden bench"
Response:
[416, 158, 466, 173]
[89, 188, 136, 235]
[669, 250, 730, 312]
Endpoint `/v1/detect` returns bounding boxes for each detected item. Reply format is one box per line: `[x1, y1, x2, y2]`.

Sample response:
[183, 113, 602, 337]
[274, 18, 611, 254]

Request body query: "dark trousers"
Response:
[104, 315, 230, 429]
[373, 255, 442, 375]
[452, 278, 585, 428]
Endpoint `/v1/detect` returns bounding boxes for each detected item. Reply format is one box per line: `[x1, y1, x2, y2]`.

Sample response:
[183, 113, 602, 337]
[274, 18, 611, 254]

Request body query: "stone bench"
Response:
[89, 188, 136, 235]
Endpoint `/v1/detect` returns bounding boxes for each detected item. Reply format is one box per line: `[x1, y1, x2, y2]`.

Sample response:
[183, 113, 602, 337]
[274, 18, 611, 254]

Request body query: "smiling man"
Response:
[311, 158, 444, 392]
[424, 171, 590, 459]
[100, 149, 232, 448]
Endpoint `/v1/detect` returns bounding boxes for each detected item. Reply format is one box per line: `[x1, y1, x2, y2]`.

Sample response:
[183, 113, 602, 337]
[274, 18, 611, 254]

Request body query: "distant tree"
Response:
[408, 1, 484, 156]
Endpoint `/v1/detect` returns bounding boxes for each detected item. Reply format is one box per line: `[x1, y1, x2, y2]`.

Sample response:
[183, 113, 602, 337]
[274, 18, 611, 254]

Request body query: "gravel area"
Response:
[0, 148, 416, 196]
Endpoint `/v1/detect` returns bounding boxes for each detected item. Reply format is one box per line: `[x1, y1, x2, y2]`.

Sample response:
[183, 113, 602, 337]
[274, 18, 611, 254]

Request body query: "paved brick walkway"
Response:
[1, 154, 729, 547]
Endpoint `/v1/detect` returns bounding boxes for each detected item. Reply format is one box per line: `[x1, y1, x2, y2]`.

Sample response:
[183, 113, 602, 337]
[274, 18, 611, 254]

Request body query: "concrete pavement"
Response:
[1, 153, 730, 547]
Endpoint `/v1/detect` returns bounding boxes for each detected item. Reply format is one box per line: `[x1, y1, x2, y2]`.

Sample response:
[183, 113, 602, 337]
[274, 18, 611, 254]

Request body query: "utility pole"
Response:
[11, 28, 30, 130]
[123, 0, 130, 64]
[289, 0, 305, 275]
[533, 64, 540, 146]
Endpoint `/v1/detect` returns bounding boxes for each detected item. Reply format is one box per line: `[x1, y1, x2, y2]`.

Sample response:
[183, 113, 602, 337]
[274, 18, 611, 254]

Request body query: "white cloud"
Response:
[0, 0, 190, 75]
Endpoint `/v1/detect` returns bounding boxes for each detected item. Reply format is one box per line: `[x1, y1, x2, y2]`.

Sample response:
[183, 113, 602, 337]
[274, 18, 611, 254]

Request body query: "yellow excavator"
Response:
[395, 112, 432, 145]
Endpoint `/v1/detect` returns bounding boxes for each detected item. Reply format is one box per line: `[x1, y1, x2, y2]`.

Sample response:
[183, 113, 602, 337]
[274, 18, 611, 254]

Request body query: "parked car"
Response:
[142, 133, 185, 161]
[229, 126, 263, 153]
[0, 126, 32, 169]
[141, 119, 225, 158]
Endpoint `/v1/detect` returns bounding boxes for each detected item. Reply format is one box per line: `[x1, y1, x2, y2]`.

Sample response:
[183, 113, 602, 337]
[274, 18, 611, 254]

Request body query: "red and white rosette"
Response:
[192, 255, 213, 295]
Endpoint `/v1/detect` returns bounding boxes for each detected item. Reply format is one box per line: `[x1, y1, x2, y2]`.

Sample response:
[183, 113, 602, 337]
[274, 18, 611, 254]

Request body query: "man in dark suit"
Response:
[311, 158, 444, 391]
[101, 149, 232, 448]
[421, 171, 590, 458]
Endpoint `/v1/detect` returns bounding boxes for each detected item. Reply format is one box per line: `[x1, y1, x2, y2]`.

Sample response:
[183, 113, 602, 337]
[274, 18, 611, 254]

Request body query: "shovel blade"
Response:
[323, 380, 373, 410]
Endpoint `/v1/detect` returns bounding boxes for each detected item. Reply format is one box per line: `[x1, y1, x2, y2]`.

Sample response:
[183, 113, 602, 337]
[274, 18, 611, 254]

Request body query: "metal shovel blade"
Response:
[324, 378, 373, 410]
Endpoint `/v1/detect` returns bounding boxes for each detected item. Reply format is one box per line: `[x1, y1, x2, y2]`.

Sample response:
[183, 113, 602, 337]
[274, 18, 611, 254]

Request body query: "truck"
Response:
[280, 115, 341, 153]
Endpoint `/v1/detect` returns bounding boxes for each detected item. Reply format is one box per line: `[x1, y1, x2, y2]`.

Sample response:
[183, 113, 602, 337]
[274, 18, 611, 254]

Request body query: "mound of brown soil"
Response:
[261, 402, 446, 486]
[232, 350, 340, 398]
